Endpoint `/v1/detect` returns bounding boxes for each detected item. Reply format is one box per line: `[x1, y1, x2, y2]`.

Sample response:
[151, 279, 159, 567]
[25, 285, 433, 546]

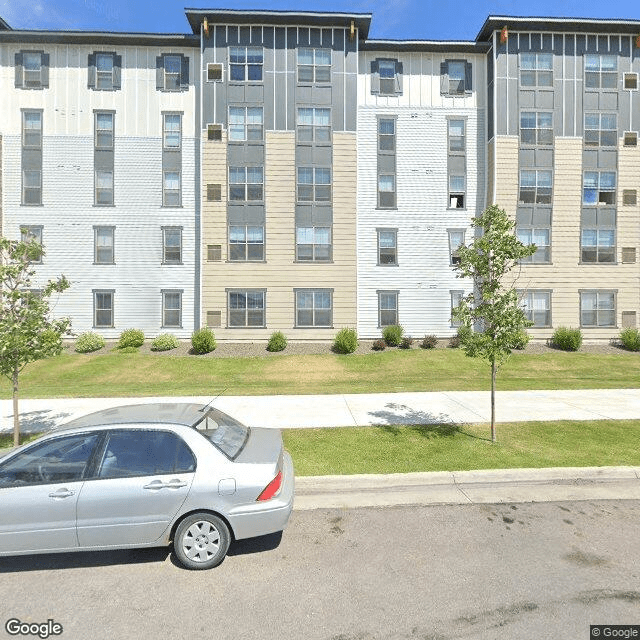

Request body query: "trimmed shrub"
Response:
[40, 329, 63, 356]
[620, 327, 640, 352]
[399, 337, 414, 349]
[75, 332, 105, 353]
[372, 339, 386, 351]
[421, 335, 438, 349]
[333, 328, 358, 354]
[511, 329, 530, 351]
[118, 328, 145, 349]
[448, 334, 461, 348]
[552, 327, 582, 352]
[117, 346, 139, 354]
[191, 327, 216, 354]
[267, 331, 288, 352]
[382, 324, 404, 347]
[151, 333, 179, 352]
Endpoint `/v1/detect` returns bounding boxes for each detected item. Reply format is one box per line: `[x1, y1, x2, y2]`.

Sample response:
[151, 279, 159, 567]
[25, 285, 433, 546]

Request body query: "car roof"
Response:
[54, 402, 240, 432]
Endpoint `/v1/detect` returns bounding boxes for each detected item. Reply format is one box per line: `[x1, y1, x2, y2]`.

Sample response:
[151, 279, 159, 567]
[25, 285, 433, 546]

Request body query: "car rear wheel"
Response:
[174, 513, 230, 570]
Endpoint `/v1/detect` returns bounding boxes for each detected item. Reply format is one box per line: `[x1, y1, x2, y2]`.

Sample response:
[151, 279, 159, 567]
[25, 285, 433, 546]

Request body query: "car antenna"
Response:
[200, 387, 228, 413]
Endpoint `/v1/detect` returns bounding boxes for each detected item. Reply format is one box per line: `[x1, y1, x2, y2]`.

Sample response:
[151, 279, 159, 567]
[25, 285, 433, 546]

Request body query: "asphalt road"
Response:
[1, 501, 639, 640]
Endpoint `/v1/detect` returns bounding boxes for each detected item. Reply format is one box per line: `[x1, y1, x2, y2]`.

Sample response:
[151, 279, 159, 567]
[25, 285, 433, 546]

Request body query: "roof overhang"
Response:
[0, 29, 199, 47]
[185, 8, 372, 39]
[362, 39, 489, 54]
[477, 15, 640, 42]
[0, 16, 11, 30]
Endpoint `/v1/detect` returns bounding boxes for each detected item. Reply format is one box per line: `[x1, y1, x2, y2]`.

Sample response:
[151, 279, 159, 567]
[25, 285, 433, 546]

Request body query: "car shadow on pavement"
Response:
[0, 547, 170, 573]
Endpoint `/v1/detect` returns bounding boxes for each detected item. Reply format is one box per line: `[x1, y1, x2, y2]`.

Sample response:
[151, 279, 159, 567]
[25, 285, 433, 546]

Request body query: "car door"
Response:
[0, 433, 100, 554]
[76, 429, 196, 547]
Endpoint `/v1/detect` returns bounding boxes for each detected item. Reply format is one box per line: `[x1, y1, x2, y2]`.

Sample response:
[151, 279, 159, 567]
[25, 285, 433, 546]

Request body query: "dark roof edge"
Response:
[185, 8, 372, 39]
[362, 39, 489, 54]
[477, 15, 640, 41]
[0, 30, 199, 47]
[0, 16, 11, 30]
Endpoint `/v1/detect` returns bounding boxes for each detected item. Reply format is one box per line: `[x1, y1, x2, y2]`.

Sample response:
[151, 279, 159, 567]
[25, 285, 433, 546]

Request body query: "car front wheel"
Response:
[174, 513, 231, 570]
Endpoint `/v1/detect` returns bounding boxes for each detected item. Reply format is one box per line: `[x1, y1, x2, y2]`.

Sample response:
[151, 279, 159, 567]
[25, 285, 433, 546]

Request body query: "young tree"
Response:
[0, 235, 70, 447]
[452, 205, 536, 443]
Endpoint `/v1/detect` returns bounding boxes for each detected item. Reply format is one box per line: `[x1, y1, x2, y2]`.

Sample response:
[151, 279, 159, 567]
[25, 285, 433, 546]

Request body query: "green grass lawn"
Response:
[1, 349, 639, 399]
[283, 420, 640, 476]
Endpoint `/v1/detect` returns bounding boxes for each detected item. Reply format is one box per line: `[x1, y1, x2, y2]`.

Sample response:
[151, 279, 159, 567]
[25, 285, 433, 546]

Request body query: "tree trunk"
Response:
[12, 365, 20, 448]
[491, 359, 497, 443]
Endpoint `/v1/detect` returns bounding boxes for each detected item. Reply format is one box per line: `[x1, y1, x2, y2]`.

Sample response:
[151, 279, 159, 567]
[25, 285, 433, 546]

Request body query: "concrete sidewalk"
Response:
[2, 388, 640, 433]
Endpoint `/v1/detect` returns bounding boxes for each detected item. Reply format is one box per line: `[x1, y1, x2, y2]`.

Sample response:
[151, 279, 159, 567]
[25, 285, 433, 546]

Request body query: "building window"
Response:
[162, 291, 182, 328]
[22, 111, 42, 148]
[94, 226, 114, 264]
[228, 290, 265, 327]
[229, 46, 263, 81]
[297, 48, 331, 83]
[371, 59, 402, 96]
[448, 229, 465, 265]
[229, 106, 263, 141]
[520, 112, 553, 145]
[157, 54, 189, 92]
[22, 170, 42, 205]
[297, 167, 331, 202]
[95, 170, 113, 205]
[585, 54, 617, 90]
[20, 226, 43, 263]
[377, 229, 397, 265]
[519, 170, 552, 205]
[163, 171, 181, 207]
[88, 52, 121, 90]
[378, 175, 396, 208]
[581, 229, 615, 263]
[296, 226, 331, 261]
[448, 119, 465, 152]
[441, 60, 471, 95]
[95, 112, 114, 148]
[580, 291, 615, 327]
[229, 225, 264, 261]
[17, 51, 48, 89]
[583, 171, 615, 205]
[519, 290, 551, 327]
[378, 118, 396, 152]
[517, 228, 550, 263]
[449, 175, 465, 209]
[163, 113, 181, 149]
[297, 107, 331, 143]
[229, 166, 263, 202]
[378, 291, 398, 327]
[450, 290, 464, 327]
[94, 291, 114, 328]
[96, 53, 115, 90]
[584, 113, 617, 147]
[162, 227, 182, 264]
[520, 53, 553, 87]
[296, 290, 332, 327]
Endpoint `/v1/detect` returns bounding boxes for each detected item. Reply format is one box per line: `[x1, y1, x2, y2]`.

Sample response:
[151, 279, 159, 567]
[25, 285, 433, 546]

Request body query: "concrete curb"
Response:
[294, 466, 640, 510]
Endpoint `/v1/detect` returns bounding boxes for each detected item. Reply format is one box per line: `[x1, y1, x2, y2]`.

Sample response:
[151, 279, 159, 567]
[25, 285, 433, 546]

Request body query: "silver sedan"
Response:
[0, 403, 294, 570]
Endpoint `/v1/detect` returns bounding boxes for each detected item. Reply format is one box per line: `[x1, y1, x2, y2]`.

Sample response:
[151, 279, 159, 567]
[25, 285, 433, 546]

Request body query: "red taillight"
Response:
[257, 471, 282, 501]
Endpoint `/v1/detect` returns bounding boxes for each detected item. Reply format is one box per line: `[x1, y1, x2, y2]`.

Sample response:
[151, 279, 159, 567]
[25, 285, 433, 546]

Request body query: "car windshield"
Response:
[196, 410, 249, 459]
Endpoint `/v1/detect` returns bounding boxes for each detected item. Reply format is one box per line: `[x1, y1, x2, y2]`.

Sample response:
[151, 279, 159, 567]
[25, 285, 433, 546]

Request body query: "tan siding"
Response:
[493, 135, 518, 215]
[510, 137, 640, 339]
[486, 137, 494, 207]
[201, 131, 357, 340]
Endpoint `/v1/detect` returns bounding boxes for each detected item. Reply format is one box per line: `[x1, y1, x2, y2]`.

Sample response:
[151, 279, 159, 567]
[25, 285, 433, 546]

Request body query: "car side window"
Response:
[0, 433, 100, 487]
[97, 430, 196, 479]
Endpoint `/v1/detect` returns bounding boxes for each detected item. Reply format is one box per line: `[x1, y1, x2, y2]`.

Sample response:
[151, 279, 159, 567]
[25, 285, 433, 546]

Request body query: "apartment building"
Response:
[0, 26, 200, 338]
[479, 17, 640, 339]
[0, 11, 638, 341]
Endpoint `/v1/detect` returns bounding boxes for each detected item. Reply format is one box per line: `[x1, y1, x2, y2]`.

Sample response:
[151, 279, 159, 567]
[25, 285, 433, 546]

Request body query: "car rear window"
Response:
[197, 411, 249, 459]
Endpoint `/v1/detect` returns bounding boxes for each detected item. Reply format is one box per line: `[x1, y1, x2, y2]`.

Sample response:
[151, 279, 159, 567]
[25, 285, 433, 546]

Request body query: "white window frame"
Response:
[95, 170, 114, 206]
[163, 171, 181, 207]
[448, 229, 465, 265]
[585, 54, 617, 90]
[22, 169, 42, 205]
[296, 107, 331, 143]
[229, 225, 264, 261]
[518, 290, 551, 328]
[517, 227, 551, 264]
[228, 166, 264, 202]
[95, 52, 115, 90]
[580, 290, 616, 327]
[95, 111, 114, 149]
[583, 171, 616, 206]
[163, 55, 182, 91]
[22, 110, 42, 149]
[228, 106, 263, 142]
[297, 167, 331, 203]
[295, 226, 332, 262]
[519, 170, 552, 205]
[378, 291, 398, 327]
[20, 225, 43, 264]
[520, 111, 553, 146]
[22, 51, 43, 88]
[229, 46, 263, 82]
[584, 112, 617, 147]
[162, 290, 182, 328]
[295, 290, 332, 327]
[228, 290, 265, 328]
[297, 47, 331, 84]
[377, 228, 397, 266]
[163, 113, 182, 150]
[162, 227, 182, 264]
[93, 290, 114, 328]
[94, 226, 114, 264]
[519, 52, 553, 87]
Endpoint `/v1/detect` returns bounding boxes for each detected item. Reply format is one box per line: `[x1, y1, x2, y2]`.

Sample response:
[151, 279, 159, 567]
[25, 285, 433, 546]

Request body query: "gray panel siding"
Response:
[2, 135, 196, 337]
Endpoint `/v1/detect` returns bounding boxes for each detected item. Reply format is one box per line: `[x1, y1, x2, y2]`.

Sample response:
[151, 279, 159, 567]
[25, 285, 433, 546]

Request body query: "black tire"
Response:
[173, 513, 230, 570]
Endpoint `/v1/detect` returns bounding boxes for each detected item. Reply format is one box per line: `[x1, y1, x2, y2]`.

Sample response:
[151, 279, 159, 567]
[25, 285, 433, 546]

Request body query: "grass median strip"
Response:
[282, 420, 640, 476]
[1, 350, 639, 399]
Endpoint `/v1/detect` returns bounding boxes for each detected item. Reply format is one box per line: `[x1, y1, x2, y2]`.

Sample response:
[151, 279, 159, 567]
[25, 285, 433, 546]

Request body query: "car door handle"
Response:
[49, 489, 75, 499]
[143, 480, 188, 490]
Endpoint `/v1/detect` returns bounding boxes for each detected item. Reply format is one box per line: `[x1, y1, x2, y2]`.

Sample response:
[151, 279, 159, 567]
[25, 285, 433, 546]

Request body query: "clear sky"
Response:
[0, 0, 638, 40]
